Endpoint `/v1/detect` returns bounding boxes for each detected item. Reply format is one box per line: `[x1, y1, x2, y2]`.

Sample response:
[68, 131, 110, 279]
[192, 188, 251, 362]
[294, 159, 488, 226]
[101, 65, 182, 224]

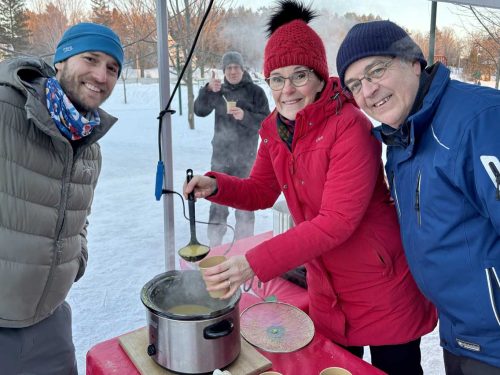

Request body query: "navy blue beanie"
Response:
[54, 23, 124, 75]
[336, 20, 427, 87]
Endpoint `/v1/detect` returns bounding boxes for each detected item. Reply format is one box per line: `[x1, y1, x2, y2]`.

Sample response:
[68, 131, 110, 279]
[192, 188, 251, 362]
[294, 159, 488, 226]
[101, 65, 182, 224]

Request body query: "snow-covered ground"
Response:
[68, 79, 452, 374]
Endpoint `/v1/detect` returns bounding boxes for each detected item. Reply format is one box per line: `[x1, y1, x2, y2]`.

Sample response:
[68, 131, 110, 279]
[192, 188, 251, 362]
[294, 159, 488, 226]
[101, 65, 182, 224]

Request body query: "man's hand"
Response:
[207, 70, 222, 92]
[228, 106, 244, 121]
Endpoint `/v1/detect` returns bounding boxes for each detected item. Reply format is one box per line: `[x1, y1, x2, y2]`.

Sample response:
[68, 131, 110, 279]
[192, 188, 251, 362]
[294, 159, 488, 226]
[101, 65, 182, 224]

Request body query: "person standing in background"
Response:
[337, 20, 500, 375]
[0, 23, 123, 374]
[194, 51, 270, 246]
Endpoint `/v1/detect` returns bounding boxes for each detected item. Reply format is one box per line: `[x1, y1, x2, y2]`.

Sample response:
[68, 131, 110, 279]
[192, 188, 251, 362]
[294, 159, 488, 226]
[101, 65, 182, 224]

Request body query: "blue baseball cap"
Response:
[54, 23, 124, 75]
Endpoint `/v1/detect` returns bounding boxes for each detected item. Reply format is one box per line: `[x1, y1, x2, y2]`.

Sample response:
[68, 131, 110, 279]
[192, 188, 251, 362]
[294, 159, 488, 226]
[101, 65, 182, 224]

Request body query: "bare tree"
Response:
[167, 0, 230, 129]
[111, 0, 157, 78]
[26, 3, 68, 61]
[91, 0, 113, 25]
[29, 0, 87, 24]
[456, 5, 500, 88]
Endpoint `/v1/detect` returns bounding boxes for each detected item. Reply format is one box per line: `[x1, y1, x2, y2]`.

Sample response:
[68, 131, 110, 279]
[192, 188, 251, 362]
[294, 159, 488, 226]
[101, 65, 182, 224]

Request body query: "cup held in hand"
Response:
[226, 101, 236, 113]
[198, 255, 228, 298]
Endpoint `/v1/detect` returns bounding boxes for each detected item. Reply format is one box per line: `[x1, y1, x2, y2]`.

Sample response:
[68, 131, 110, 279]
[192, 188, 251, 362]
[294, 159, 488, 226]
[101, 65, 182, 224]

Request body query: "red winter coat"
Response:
[207, 77, 437, 346]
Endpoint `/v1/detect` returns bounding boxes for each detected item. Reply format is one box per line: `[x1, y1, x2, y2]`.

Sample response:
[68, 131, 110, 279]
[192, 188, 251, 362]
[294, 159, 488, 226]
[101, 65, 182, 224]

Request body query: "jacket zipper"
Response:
[34, 138, 72, 317]
[415, 171, 422, 226]
[488, 162, 500, 201]
[391, 172, 401, 217]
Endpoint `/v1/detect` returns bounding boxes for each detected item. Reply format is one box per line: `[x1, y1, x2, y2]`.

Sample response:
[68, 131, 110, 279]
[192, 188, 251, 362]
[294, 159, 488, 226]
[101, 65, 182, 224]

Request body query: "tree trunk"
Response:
[184, 0, 195, 129]
[495, 62, 499, 89]
[121, 76, 127, 104]
[187, 63, 195, 129]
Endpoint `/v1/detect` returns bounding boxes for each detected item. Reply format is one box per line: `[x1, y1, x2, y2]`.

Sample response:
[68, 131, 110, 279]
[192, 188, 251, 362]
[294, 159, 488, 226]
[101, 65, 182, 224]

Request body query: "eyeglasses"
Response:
[265, 69, 314, 91]
[344, 59, 394, 95]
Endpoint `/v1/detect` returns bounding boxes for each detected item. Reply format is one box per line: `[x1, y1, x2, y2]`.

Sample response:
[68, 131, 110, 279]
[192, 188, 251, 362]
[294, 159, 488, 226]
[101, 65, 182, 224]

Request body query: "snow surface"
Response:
[69, 80, 444, 374]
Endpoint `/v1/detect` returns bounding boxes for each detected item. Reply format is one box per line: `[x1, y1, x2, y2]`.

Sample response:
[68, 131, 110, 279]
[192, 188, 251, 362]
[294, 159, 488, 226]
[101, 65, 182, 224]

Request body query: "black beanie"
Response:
[336, 20, 427, 87]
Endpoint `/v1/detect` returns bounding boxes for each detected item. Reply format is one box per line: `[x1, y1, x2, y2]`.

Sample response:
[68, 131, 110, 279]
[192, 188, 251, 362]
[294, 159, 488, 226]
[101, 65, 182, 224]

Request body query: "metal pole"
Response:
[176, 44, 183, 116]
[156, 0, 176, 270]
[428, 1, 437, 65]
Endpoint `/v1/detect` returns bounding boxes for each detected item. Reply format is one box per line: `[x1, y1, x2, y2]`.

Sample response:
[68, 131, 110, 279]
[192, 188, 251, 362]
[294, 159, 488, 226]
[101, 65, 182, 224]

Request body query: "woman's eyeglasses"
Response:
[266, 69, 314, 91]
[344, 59, 394, 95]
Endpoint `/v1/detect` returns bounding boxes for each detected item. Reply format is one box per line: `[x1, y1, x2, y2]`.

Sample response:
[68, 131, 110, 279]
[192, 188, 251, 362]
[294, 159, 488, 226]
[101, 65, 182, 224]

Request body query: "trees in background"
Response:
[456, 5, 500, 88]
[167, 0, 230, 129]
[91, 0, 113, 25]
[0, 0, 30, 54]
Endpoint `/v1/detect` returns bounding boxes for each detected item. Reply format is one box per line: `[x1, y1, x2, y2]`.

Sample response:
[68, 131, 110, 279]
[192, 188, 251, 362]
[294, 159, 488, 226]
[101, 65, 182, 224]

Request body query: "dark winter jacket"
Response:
[207, 77, 437, 346]
[0, 57, 117, 328]
[194, 71, 269, 171]
[374, 63, 500, 367]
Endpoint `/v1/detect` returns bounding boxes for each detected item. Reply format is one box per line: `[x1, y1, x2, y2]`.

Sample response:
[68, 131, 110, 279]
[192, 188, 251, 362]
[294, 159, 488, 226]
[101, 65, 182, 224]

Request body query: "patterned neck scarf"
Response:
[45, 77, 101, 141]
[277, 113, 295, 150]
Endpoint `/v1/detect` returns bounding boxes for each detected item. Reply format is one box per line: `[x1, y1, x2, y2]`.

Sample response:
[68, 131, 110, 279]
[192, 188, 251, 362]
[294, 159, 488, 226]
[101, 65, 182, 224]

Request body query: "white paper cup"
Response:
[319, 367, 352, 375]
[226, 101, 236, 113]
[198, 255, 228, 298]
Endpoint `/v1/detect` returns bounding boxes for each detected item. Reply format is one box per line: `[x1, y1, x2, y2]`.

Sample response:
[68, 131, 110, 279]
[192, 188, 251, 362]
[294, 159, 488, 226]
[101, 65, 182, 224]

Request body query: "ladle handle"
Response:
[186, 169, 198, 241]
[186, 169, 194, 201]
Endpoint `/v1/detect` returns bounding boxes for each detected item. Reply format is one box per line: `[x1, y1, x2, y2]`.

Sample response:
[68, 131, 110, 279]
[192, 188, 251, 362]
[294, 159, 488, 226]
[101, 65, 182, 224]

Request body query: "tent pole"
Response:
[428, 1, 437, 65]
[156, 0, 176, 271]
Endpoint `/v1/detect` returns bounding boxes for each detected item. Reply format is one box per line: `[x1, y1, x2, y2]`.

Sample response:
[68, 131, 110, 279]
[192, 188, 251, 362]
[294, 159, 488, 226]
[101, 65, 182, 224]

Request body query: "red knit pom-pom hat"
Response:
[264, 1, 329, 83]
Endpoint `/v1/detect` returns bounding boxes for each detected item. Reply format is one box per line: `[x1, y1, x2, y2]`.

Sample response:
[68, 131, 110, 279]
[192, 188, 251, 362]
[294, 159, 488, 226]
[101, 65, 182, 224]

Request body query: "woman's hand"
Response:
[201, 255, 255, 299]
[183, 175, 218, 200]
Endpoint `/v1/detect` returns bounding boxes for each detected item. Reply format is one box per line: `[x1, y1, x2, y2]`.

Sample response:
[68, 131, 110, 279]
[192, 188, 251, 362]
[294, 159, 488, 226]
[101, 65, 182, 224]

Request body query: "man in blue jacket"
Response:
[336, 20, 500, 375]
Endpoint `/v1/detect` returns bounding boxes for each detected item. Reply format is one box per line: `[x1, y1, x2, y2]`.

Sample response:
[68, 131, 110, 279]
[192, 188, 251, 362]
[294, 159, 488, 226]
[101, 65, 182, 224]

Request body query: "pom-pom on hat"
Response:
[336, 20, 427, 87]
[54, 23, 124, 76]
[222, 51, 244, 70]
[264, 0, 329, 83]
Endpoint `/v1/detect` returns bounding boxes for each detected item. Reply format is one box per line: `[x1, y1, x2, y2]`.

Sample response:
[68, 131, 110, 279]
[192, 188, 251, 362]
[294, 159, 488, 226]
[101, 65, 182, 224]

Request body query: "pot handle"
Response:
[203, 319, 234, 340]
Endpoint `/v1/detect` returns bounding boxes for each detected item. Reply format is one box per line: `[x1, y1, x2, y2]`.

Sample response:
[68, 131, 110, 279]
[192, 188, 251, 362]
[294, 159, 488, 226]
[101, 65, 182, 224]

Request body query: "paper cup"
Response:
[226, 101, 236, 113]
[198, 255, 228, 298]
[319, 367, 352, 375]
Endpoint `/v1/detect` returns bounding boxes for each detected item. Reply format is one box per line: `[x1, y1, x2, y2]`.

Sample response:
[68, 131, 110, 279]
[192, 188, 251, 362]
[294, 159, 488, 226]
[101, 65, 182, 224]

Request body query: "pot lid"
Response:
[240, 302, 314, 353]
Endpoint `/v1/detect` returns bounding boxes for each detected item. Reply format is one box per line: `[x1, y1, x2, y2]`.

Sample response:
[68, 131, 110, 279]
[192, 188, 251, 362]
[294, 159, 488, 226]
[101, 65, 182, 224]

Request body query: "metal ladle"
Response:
[178, 169, 210, 262]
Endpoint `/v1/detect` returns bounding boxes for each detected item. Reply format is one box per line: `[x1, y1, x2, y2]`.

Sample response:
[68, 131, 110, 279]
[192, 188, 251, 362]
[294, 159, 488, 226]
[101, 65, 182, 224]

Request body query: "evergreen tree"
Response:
[0, 0, 30, 52]
[91, 0, 112, 26]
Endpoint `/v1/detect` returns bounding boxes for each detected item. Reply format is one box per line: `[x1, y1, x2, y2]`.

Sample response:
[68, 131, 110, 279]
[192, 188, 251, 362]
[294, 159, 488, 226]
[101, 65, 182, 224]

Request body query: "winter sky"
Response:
[234, 0, 469, 34]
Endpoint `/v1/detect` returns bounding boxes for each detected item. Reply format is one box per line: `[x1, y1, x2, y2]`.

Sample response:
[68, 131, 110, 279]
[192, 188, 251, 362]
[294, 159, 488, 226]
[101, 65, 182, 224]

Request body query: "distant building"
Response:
[434, 55, 448, 66]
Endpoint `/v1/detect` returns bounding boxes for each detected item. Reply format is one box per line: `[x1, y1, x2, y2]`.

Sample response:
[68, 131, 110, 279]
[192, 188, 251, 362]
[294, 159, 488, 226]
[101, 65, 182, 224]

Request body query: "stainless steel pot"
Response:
[141, 270, 241, 374]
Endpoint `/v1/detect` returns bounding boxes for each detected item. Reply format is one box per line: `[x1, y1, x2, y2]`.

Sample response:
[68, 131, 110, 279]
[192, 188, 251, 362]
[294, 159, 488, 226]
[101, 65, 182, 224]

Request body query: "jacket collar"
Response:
[373, 63, 450, 158]
[261, 76, 353, 143]
[223, 70, 253, 90]
[3, 57, 118, 147]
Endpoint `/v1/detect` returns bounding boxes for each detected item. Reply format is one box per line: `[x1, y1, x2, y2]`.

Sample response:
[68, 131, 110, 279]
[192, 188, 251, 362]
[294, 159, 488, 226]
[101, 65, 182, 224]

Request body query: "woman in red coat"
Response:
[184, 2, 437, 374]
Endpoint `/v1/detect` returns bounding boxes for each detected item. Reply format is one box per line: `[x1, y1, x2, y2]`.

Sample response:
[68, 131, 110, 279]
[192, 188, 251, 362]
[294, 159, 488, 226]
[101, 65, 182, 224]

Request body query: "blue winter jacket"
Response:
[374, 63, 500, 367]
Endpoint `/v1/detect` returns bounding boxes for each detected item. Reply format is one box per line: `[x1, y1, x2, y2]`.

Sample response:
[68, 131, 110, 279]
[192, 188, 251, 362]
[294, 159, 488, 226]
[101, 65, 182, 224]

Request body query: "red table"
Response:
[86, 232, 387, 375]
[86, 292, 386, 375]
